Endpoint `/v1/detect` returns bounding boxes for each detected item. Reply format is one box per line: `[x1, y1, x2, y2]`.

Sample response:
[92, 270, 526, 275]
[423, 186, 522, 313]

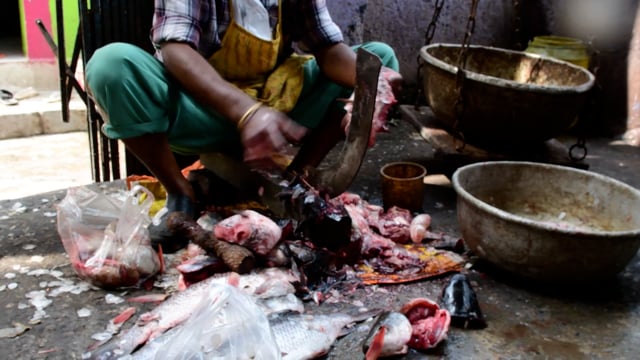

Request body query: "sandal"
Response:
[1, 89, 18, 106]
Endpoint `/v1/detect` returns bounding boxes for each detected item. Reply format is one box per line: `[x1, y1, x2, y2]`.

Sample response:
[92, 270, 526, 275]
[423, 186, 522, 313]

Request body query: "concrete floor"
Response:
[0, 113, 640, 359]
[0, 132, 93, 200]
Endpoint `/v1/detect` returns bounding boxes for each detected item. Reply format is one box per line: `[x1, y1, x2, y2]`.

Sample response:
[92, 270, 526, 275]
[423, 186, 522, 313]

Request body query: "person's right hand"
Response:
[240, 106, 308, 169]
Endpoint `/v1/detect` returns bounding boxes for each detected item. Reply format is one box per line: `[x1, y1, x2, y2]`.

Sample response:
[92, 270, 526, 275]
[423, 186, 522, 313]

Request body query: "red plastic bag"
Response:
[56, 185, 162, 289]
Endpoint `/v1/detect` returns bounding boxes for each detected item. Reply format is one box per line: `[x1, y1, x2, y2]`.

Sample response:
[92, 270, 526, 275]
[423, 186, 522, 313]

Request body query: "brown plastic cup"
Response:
[380, 162, 427, 211]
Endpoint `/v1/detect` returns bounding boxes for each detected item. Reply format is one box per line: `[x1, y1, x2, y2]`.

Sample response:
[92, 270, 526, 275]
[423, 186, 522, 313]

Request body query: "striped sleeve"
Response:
[295, 0, 344, 52]
[151, 0, 206, 50]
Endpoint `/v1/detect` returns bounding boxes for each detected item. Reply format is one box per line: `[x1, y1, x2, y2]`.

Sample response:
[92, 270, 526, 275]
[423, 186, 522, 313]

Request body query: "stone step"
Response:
[0, 60, 63, 91]
[0, 89, 87, 140]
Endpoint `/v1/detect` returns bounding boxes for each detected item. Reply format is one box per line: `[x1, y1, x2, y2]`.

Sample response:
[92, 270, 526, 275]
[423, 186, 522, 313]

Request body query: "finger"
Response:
[242, 127, 285, 161]
[268, 126, 289, 150]
[279, 119, 308, 143]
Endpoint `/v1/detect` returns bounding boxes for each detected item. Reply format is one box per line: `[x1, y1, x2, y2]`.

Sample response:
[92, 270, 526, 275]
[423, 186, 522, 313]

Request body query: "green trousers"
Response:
[85, 42, 400, 156]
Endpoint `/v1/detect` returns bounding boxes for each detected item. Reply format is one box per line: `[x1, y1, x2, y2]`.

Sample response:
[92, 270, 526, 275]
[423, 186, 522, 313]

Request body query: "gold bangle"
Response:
[237, 102, 262, 130]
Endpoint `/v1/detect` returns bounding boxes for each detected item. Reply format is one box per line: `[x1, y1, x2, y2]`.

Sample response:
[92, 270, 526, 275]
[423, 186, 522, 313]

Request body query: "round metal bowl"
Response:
[420, 44, 595, 151]
[452, 161, 640, 283]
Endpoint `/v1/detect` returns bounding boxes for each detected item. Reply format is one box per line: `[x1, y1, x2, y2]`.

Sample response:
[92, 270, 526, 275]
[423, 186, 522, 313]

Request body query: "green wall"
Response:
[50, 0, 80, 61]
[19, 0, 27, 57]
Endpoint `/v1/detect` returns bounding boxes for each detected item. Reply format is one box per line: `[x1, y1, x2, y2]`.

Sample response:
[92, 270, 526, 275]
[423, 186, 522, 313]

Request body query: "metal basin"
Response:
[452, 161, 640, 283]
[420, 44, 595, 151]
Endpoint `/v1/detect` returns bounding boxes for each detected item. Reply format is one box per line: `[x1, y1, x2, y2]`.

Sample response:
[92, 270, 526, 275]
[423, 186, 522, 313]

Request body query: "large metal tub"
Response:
[452, 161, 640, 283]
[420, 44, 595, 151]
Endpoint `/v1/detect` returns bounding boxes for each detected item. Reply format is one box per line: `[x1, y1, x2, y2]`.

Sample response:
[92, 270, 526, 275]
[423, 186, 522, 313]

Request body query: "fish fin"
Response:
[127, 294, 169, 304]
[177, 275, 188, 291]
[365, 326, 387, 360]
[337, 308, 384, 338]
[349, 308, 385, 323]
[157, 245, 165, 274]
[227, 272, 241, 287]
[112, 307, 137, 325]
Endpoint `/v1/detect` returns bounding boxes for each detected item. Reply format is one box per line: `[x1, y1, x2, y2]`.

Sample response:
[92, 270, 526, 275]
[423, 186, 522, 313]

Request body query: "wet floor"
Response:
[1, 117, 640, 359]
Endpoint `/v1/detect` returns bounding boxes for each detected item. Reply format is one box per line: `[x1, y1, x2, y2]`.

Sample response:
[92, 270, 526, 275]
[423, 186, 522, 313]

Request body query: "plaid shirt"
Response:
[151, 0, 344, 58]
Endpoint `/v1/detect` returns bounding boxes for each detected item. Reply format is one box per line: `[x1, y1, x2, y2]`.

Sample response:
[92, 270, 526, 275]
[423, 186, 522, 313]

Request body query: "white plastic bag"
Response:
[130, 283, 281, 359]
[56, 185, 162, 289]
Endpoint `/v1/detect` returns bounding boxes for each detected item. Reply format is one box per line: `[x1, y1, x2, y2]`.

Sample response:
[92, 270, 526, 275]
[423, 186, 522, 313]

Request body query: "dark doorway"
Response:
[0, 1, 24, 60]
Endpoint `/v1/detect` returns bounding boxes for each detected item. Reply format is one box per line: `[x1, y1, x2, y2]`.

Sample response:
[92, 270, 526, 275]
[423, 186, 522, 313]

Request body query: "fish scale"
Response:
[270, 310, 380, 360]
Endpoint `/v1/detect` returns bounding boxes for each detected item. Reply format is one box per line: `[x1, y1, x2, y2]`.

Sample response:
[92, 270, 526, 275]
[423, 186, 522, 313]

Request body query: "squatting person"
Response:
[85, 0, 402, 251]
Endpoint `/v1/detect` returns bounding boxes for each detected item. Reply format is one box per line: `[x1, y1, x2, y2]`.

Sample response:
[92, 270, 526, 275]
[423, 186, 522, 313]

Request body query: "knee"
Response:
[85, 43, 142, 95]
[360, 41, 399, 70]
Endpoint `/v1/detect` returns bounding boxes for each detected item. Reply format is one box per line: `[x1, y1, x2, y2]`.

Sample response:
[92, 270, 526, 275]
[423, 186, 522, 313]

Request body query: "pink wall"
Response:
[22, 0, 54, 60]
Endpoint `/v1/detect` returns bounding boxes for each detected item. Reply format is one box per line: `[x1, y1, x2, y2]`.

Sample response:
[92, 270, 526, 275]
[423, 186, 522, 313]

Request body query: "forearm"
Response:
[628, 5, 640, 129]
[160, 42, 257, 125]
[314, 42, 357, 88]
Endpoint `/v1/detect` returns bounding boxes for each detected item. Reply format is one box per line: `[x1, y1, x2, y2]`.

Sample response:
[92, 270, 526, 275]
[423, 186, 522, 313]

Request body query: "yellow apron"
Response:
[208, 0, 311, 113]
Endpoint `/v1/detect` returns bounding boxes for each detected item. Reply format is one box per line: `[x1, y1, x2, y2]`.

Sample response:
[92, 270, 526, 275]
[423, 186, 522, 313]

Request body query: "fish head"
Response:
[363, 311, 412, 358]
[213, 213, 253, 243]
[440, 273, 487, 329]
[401, 297, 451, 351]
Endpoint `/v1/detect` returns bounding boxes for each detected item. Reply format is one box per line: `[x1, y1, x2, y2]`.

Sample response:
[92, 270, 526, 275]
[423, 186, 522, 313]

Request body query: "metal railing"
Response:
[37, 0, 154, 182]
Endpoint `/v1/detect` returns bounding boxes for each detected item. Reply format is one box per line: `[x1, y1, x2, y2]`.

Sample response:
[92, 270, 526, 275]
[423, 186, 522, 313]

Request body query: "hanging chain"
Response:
[458, 0, 479, 68]
[569, 35, 600, 162]
[512, 0, 523, 50]
[452, 0, 480, 150]
[425, 0, 446, 46]
[415, 0, 446, 109]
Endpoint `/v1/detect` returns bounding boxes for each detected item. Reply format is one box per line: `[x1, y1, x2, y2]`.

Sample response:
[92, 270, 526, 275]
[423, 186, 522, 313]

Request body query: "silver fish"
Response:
[125, 284, 280, 360]
[362, 311, 413, 359]
[88, 268, 300, 360]
[127, 301, 371, 360]
[257, 293, 305, 315]
[271, 309, 380, 360]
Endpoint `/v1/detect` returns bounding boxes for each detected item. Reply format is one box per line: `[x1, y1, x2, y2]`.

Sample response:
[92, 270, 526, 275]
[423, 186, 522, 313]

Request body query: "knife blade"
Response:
[198, 152, 288, 217]
[295, 47, 382, 198]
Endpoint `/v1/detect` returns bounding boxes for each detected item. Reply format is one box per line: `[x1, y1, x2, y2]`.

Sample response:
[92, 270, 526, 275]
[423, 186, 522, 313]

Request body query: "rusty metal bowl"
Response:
[420, 44, 595, 151]
[452, 161, 640, 283]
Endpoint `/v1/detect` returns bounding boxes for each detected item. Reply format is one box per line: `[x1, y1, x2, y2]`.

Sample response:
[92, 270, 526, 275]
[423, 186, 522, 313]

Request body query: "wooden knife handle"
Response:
[166, 212, 255, 274]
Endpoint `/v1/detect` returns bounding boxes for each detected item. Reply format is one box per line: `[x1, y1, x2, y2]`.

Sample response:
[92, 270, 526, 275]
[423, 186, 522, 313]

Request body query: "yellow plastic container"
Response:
[525, 36, 590, 69]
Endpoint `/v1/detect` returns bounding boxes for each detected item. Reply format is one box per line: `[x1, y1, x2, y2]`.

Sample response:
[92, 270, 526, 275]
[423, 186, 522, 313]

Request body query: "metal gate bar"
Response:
[38, 0, 163, 182]
[76, 0, 155, 181]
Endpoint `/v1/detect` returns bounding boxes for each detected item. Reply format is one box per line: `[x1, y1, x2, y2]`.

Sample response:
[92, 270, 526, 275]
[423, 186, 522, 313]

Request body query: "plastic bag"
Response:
[126, 283, 281, 360]
[56, 185, 162, 289]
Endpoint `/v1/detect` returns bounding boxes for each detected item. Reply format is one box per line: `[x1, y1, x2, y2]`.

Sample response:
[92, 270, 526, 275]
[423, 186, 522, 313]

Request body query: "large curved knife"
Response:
[298, 47, 381, 198]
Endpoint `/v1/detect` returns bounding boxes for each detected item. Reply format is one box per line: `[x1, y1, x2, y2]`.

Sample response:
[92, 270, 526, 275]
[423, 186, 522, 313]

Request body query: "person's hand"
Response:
[240, 106, 308, 168]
